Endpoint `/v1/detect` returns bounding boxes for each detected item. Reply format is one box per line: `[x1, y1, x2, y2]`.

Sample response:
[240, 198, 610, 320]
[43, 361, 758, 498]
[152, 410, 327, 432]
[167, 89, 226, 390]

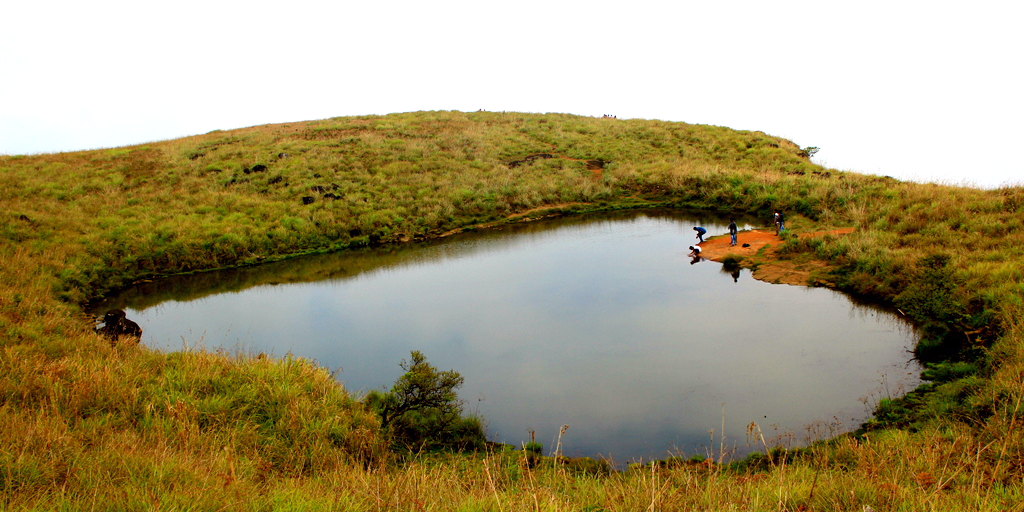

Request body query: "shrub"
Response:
[720, 254, 744, 269]
[364, 351, 486, 452]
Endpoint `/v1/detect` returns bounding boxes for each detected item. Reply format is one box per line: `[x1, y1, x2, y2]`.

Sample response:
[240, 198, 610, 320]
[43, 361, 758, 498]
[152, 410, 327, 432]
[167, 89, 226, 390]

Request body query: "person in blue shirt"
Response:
[693, 226, 707, 243]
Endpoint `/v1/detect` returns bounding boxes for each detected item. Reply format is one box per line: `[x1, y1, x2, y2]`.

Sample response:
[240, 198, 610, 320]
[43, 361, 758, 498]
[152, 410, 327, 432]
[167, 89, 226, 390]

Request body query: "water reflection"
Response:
[92, 210, 920, 463]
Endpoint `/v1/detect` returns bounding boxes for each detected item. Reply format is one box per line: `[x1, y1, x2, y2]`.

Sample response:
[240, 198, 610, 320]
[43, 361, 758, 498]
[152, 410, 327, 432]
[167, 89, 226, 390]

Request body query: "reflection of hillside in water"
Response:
[91, 209, 746, 313]
[90, 208, 919, 462]
[90, 240, 462, 313]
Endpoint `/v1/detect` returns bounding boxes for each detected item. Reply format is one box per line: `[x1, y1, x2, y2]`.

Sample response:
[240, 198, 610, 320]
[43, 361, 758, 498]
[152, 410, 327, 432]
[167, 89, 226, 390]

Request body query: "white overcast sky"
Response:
[2, 0, 1021, 188]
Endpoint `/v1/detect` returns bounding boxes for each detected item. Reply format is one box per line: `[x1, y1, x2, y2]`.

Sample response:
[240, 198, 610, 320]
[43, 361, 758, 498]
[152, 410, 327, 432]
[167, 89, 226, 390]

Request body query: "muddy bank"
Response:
[697, 228, 855, 286]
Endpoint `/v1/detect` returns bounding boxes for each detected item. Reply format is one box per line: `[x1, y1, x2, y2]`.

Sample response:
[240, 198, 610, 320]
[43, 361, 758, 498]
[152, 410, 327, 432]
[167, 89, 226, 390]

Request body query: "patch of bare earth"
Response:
[698, 228, 855, 286]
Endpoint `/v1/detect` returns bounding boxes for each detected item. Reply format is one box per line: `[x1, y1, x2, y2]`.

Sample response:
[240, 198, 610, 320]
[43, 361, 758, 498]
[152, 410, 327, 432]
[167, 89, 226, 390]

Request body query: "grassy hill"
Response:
[2, 110, 1023, 510]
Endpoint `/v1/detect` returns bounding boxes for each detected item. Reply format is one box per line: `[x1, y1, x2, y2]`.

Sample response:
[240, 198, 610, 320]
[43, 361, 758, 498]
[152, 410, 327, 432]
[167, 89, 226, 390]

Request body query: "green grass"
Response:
[2, 110, 1024, 510]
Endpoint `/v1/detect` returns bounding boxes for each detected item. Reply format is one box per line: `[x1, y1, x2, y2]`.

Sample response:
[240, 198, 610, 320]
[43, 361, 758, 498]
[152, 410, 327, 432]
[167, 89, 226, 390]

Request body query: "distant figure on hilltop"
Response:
[693, 226, 707, 243]
[97, 309, 142, 343]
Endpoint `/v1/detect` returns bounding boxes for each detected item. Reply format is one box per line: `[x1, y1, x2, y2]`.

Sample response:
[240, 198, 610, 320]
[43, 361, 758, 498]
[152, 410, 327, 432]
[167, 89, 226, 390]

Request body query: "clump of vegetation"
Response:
[720, 253, 745, 269]
[364, 351, 486, 453]
[524, 441, 544, 455]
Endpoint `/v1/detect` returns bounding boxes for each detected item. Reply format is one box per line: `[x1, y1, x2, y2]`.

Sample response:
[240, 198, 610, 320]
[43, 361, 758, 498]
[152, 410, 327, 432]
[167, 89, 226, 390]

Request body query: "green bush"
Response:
[720, 254, 744, 268]
[364, 351, 486, 453]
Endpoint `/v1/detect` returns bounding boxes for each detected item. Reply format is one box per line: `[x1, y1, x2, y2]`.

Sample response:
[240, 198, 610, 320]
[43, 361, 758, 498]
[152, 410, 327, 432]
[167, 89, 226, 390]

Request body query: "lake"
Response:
[91, 210, 920, 463]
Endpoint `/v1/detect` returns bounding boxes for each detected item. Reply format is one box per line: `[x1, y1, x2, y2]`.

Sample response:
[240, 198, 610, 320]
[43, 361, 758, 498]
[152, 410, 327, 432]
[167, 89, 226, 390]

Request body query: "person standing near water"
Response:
[728, 219, 738, 246]
[693, 226, 707, 243]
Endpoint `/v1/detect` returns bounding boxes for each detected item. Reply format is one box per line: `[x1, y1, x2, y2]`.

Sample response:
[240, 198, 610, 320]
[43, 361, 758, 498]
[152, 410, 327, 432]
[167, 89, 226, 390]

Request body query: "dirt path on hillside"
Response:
[698, 228, 855, 286]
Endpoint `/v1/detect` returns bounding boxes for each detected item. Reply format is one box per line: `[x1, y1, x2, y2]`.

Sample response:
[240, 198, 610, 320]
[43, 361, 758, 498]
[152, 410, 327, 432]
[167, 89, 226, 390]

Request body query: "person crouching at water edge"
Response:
[693, 226, 707, 243]
[688, 245, 704, 264]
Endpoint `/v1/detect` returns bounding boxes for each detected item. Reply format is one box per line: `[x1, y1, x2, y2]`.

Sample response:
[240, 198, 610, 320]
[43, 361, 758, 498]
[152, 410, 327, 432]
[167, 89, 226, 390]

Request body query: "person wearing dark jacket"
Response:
[97, 309, 142, 343]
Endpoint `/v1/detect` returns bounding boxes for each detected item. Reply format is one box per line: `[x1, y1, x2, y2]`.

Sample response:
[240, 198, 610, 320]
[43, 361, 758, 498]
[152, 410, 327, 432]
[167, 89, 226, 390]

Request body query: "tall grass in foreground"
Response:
[2, 110, 1024, 510]
[6, 425, 1024, 510]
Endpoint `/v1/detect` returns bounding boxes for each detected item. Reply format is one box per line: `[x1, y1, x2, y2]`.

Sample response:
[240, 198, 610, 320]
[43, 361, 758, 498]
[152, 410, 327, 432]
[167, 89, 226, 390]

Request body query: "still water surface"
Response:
[95, 210, 920, 462]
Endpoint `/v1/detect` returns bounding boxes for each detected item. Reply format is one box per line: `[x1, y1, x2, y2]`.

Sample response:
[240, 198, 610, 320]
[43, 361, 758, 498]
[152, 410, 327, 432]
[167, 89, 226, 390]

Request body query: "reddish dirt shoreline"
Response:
[699, 228, 855, 286]
[436, 203, 856, 287]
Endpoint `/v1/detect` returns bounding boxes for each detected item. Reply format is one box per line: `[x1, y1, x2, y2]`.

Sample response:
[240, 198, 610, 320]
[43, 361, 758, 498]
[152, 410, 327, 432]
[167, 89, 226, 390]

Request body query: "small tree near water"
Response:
[365, 351, 485, 451]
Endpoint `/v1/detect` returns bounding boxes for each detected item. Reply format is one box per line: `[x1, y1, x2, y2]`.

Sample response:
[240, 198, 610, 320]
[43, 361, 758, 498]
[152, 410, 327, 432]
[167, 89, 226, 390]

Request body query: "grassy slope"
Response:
[2, 110, 1023, 510]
